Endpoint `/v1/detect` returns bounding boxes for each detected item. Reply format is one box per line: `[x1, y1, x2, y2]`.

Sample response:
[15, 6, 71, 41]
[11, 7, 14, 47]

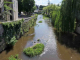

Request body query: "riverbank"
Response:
[0, 14, 38, 52]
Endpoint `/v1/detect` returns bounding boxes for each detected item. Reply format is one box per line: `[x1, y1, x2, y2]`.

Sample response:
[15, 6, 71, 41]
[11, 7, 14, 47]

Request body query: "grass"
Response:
[38, 21, 42, 23]
[43, 15, 49, 20]
[8, 54, 21, 60]
[23, 43, 44, 57]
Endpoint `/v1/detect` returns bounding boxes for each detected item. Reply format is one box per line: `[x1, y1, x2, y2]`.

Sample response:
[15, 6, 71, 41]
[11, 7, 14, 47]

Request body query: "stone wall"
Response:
[0, 24, 6, 52]
[76, 23, 80, 34]
[0, 24, 3, 36]
[0, 15, 37, 52]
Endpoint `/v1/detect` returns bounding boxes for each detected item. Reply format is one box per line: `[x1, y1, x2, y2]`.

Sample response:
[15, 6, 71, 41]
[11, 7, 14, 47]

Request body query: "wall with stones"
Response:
[0, 15, 37, 52]
[0, 24, 6, 52]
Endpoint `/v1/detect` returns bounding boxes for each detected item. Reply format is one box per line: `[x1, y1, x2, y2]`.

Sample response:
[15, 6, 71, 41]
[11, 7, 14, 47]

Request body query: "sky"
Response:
[34, 0, 62, 6]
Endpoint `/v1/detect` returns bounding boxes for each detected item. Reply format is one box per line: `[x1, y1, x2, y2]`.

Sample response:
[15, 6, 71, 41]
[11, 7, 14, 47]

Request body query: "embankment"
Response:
[0, 14, 37, 52]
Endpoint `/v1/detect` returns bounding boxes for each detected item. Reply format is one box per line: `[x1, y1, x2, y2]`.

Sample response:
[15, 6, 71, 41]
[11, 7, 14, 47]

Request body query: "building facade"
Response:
[0, 0, 18, 21]
[12, 0, 18, 21]
[0, 0, 4, 20]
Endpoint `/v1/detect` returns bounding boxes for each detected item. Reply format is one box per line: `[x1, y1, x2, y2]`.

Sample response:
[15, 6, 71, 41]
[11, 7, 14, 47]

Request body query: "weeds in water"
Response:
[37, 39, 40, 41]
[23, 43, 44, 57]
[8, 54, 21, 60]
[38, 21, 42, 23]
[15, 54, 19, 58]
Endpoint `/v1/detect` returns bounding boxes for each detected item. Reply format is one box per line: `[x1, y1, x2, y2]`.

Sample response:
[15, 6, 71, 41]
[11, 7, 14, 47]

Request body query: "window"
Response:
[0, 0, 1, 2]
[0, 8, 1, 13]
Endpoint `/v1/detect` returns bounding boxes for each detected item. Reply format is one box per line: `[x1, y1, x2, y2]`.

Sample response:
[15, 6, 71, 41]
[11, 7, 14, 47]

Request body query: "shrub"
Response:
[23, 43, 44, 57]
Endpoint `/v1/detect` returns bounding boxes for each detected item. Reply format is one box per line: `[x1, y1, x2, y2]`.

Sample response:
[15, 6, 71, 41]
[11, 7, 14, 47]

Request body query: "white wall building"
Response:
[0, 0, 4, 19]
[0, 0, 18, 21]
[12, 0, 18, 20]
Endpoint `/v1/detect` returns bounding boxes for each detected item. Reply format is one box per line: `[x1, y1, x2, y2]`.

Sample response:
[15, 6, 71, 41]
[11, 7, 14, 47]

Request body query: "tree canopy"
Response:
[43, 0, 80, 33]
[18, 0, 36, 13]
[39, 5, 46, 10]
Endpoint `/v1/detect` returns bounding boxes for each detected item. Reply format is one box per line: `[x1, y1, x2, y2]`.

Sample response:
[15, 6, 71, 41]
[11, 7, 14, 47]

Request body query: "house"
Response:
[0, 0, 18, 21]
[0, 0, 4, 20]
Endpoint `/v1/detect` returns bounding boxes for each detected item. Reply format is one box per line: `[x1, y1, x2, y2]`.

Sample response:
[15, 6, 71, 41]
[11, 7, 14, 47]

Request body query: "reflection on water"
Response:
[56, 32, 80, 53]
[0, 15, 80, 60]
[57, 42, 80, 60]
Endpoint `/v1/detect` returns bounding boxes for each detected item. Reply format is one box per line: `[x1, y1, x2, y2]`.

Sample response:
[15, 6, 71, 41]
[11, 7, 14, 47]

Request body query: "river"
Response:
[0, 15, 80, 60]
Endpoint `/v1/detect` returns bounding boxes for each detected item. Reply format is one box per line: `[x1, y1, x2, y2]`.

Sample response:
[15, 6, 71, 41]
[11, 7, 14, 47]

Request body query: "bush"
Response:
[8, 36, 17, 46]
[23, 43, 44, 57]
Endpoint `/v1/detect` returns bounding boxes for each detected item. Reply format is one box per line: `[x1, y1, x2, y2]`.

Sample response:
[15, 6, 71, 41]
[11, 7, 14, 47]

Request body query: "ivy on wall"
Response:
[2, 19, 24, 46]
[1, 15, 37, 47]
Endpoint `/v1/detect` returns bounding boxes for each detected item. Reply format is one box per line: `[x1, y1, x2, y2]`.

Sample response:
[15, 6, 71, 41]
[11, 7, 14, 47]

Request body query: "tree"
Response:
[23, 0, 35, 13]
[18, 0, 23, 14]
[18, 0, 35, 14]
[31, 6, 37, 12]
[39, 5, 46, 10]
[60, 0, 77, 32]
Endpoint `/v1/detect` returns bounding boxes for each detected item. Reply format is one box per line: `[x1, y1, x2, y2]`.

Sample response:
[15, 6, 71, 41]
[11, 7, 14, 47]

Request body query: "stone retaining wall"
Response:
[0, 15, 37, 52]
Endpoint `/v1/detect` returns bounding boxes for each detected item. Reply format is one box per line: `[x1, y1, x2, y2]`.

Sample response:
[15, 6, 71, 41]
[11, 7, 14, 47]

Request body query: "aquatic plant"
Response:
[38, 21, 42, 23]
[8, 54, 21, 60]
[37, 39, 40, 41]
[23, 43, 44, 57]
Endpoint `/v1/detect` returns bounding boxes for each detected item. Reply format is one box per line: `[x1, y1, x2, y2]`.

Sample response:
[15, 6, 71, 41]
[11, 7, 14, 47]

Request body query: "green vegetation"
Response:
[3, 0, 13, 21]
[42, 4, 61, 32]
[8, 54, 21, 60]
[18, 0, 36, 14]
[2, 19, 24, 46]
[39, 5, 46, 10]
[59, 0, 77, 32]
[23, 43, 44, 57]
[1, 15, 37, 47]
[42, 0, 80, 33]
[43, 16, 49, 20]
[38, 21, 42, 23]
[9, 36, 17, 46]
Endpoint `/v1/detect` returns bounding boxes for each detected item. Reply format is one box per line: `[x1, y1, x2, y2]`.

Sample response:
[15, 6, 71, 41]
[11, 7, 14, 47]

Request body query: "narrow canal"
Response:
[0, 15, 80, 60]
